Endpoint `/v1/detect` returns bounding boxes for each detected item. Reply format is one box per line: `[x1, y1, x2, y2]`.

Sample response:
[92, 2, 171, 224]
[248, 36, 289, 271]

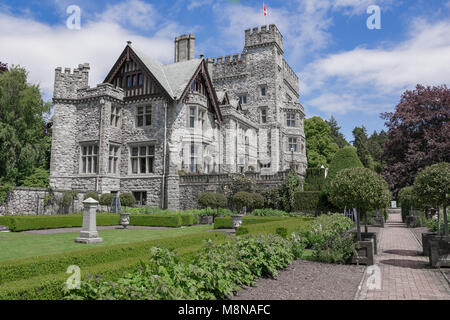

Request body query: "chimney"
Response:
[174, 34, 195, 63]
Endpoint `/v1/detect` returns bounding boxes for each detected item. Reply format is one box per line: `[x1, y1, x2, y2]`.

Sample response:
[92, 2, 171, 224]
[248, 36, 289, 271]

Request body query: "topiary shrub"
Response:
[232, 191, 253, 211]
[327, 146, 363, 183]
[83, 191, 99, 201]
[197, 192, 227, 217]
[249, 193, 264, 210]
[120, 193, 136, 208]
[99, 194, 114, 210]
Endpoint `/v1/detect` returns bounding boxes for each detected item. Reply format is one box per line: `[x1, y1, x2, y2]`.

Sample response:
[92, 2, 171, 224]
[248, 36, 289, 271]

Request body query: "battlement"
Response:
[211, 53, 246, 65]
[244, 24, 283, 52]
[77, 83, 124, 101]
[54, 64, 90, 99]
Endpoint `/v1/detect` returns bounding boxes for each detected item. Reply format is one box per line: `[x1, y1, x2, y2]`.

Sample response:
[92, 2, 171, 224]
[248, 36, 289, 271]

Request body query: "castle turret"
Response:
[174, 34, 195, 63]
[53, 63, 90, 99]
[244, 24, 284, 53]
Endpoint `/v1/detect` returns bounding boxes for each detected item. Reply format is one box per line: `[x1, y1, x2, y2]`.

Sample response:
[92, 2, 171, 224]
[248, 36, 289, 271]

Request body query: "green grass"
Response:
[0, 225, 212, 262]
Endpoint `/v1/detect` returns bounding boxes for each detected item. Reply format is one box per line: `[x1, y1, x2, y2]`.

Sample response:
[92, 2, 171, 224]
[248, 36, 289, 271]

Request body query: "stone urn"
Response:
[119, 212, 131, 229]
[231, 214, 244, 229]
[200, 216, 213, 225]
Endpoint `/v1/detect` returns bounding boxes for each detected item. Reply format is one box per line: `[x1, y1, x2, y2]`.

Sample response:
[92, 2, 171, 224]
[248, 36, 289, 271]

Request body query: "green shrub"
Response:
[236, 227, 249, 236]
[120, 193, 136, 207]
[65, 234, 296, 300]
[213, 216, 289, 229]
[326, 146, 363, 182]
[197, 192, 227, 216]
[298, 213, 355, 263]
[99, 193, 114, 207]
[250, 208, 290, 217]
[21, 168, 49, 188]
[293, 191, 321, 213]
[232, 191, 253, 210]
[279, 172, 303, 212]
[276, 227, 288, 238]
[304, 168, 326, 191]
[130, 214, 182, 228]
[83, 191, 99, 201]
[58, 191, 78, 214]
[260, 187, 282, 209]
[249, 193, 264, 209]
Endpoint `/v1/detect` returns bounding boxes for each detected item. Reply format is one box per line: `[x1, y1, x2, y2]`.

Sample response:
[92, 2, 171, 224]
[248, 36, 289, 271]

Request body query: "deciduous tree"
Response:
[381, 85, 450, 196]
[305, 116, 339, 168]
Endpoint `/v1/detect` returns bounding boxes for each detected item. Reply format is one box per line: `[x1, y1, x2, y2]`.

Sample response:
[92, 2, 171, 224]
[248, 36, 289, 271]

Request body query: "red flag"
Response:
[263, 4, 267, 16]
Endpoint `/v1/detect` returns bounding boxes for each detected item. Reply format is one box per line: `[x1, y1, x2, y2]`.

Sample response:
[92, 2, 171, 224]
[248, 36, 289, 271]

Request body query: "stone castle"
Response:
[49, 24, 307, 210]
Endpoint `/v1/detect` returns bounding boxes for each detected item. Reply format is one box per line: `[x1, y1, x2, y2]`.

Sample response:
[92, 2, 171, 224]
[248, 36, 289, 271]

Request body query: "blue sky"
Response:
[1, 0, 449, 141]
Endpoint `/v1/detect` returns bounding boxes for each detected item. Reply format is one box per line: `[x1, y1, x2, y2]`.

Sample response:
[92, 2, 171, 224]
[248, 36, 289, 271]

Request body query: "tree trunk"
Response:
[437, 206, 441, 235]
[364, 210, 368, 233]
[356, 207, 361, 241]
[444, 205, 448, 238]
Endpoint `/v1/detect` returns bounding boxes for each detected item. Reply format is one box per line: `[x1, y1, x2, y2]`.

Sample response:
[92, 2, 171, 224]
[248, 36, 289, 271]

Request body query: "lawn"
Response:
[0, 225, 212, 262]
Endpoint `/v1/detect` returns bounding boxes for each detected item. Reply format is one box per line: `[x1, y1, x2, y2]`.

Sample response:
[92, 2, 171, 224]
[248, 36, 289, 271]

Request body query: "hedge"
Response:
[0, 231, 228, 287]
[304, 168, 326, 191]
[236, 218, 312, 236]
[293, 191, 321, 213]
[213, 216, 288, 229]
[0, 232, 228, 300]
[0, 213, 197, 231]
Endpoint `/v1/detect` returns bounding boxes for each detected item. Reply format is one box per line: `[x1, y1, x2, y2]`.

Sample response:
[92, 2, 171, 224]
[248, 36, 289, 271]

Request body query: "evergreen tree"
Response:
[352, 126, 371, 168]
[327, 116, 348, 148]
[0, 66, 51, 186]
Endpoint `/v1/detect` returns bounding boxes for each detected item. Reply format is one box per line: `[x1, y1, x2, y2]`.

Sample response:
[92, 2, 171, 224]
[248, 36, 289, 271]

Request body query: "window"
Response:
[136, 106, 152, 127]
[286, 113, 296, 127]
[133, 191, 147, 206]
[110, 106, 121, 127]
[190, 143, 196, 173]
[189, 107, 195, 128]
[261, 86, 266, 96]
[199, 110, 206, 130]
[127, 76, 132, 88]
[130, 145, 155, 174]
[125, 73, 143, 88]
[261, 108, 267, 123]
[239, 95, 247, 104]
[288, 137, 297, 152]
[138, 74, 143, 86]
[81, 144, 98, 174]
[108, 145, 120, 174]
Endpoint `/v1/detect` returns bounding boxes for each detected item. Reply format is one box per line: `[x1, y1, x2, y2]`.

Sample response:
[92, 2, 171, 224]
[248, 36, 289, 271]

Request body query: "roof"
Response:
[131, 46, 202, 100]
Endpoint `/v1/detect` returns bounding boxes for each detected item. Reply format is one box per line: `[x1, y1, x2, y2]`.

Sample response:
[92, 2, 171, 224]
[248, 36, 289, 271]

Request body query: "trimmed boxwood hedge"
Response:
[293, 191, 321, 213]
[0, 231, 228, 287]
[213, 216, 288, 229]
[0, 213, 197, 232]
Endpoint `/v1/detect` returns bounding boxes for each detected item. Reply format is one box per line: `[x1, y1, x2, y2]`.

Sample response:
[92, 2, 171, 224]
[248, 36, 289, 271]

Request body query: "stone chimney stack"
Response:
[174, 34, 195, 63]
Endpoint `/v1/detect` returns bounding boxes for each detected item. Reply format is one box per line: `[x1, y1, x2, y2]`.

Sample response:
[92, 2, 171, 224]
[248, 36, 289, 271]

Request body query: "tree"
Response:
[100, 193, 114, 212]
[352, 126, 371, 168]
[327, 116, 349, 148]
[329, 167, 391, 240]
[0, 66, 51, 186]
[305, 116, 339, 168]
[368, 130, 388, 173]
[412, 162, 450, 237]
[120, 193, 136, 208]
[279, 171, 303, 212]
[327, 146, 363, 182]
[198, 192, 227, 216]
[21, 168, 49, 188]
[0, 62, 7, 74]
[381, 85, 450, 196]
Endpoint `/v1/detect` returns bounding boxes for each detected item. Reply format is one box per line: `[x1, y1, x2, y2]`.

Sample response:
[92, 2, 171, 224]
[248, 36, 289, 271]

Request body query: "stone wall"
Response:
[0, 187, 85, 216]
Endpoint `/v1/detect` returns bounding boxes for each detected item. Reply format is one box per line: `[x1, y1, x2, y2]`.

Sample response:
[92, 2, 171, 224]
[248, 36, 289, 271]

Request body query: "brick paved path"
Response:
[357, 212, 450, 300]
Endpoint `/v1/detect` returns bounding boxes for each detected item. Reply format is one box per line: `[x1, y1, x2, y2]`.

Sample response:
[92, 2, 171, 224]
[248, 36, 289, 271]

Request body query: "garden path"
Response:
[357, 212, 450, 300]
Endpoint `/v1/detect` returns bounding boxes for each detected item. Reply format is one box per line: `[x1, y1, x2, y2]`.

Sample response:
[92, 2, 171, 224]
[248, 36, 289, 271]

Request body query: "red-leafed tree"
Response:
[0, 62, 7, 74]
[381, 84, 450, 196]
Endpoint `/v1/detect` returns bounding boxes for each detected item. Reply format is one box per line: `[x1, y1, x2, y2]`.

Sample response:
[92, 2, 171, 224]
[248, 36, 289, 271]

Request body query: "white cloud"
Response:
[302, 19, 450, 114]
[98, 0, 157, 30]
[0, 1, 186, 101]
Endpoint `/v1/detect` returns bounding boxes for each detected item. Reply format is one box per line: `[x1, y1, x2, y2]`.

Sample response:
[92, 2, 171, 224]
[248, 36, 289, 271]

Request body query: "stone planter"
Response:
[422, 232, 437, 257]
[428, 236, 450, 268]
[351, 231, 378, 255]
[405, 216, 416, 228]
[231, 214, 244, 229]
[374, 216, 384, 228]
[119, 212, 131, 229]
[199, 216, 213, 225]
[350, 240, 374, 266]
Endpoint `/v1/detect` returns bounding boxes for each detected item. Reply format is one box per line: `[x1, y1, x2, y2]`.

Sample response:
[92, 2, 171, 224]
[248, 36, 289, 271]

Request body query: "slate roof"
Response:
[132, 46, 202, 100]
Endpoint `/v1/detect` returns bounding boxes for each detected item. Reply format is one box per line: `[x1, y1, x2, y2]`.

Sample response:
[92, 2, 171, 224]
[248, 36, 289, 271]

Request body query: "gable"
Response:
[104, 45, 170, 100]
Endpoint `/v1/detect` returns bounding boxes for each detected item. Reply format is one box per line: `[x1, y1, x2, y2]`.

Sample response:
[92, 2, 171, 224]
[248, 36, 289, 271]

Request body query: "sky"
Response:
[0, 0, 449, 141]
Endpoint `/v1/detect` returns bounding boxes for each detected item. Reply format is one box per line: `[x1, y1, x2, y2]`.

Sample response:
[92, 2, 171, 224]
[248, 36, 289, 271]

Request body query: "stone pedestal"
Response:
[75, 198, 103, 244]
[350, 240, 374, 266]
[119, 212, 130, 229]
